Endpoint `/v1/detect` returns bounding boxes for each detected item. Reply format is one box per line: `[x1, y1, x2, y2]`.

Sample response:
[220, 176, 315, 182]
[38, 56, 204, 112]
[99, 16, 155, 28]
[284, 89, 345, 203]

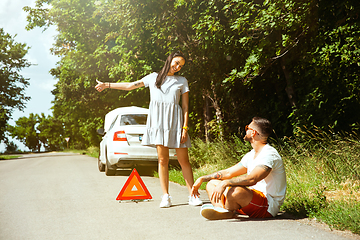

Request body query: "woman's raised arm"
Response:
[95, 79, 144, 92]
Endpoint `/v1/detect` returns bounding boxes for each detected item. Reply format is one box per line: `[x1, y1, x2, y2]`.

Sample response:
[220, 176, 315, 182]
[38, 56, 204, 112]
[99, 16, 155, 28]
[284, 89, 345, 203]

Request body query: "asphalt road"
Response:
[0, 152, 355, 240]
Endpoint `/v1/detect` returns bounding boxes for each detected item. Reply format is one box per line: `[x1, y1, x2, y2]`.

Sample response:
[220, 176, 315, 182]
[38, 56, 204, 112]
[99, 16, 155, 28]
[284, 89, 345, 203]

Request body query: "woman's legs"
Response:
[175, 148, 194, 194]
[157, 146, 201, 206]
[156, 145, 170, 195]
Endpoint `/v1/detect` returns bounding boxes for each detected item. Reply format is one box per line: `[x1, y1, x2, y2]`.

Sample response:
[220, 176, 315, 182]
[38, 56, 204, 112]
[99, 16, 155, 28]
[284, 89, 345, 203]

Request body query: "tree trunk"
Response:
[280, 57, 297, 108]
[275, 27, 298, 109]
[210, 81, 224, 140]
[202, 92, 211, 142]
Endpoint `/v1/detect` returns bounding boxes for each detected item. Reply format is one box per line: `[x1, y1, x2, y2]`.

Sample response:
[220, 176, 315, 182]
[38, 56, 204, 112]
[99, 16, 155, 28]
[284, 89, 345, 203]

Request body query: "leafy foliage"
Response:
[16, 0, 360, 148]
[37, 113, 65, 151]
[3, 140, 20, 154]
[7, 113, 40, 152]
[0, 28, 30, 142]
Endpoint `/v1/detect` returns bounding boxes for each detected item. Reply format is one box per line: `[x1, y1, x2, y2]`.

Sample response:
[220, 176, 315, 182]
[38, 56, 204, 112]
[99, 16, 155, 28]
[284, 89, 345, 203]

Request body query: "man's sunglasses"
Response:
[245, 125, 258, 134]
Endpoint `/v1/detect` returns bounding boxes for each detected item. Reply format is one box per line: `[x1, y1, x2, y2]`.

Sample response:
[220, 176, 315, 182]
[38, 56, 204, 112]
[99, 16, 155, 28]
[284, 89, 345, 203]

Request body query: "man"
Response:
[191, 117, 286, 220]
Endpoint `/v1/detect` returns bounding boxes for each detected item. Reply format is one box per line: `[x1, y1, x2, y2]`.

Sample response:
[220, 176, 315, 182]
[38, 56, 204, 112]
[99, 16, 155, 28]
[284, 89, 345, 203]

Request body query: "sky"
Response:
[0, 0, 59, 152]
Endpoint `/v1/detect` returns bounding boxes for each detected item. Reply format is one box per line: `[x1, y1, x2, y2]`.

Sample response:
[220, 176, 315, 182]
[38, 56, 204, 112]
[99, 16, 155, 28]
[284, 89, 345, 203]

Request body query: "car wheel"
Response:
[98, 158, 105, 172]
[105, 161, 116, 176]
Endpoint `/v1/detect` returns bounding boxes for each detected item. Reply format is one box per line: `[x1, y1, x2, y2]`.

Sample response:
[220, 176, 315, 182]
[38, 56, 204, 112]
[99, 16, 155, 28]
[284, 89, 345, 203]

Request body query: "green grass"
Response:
[317, 197, 360, 234]
[0, 155, 20, 160]
[81, 146, 99, 158]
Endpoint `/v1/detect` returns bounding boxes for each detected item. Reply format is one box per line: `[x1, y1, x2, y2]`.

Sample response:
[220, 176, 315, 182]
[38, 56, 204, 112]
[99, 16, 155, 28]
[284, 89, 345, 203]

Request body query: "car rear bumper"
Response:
[108, 154, 178, 169]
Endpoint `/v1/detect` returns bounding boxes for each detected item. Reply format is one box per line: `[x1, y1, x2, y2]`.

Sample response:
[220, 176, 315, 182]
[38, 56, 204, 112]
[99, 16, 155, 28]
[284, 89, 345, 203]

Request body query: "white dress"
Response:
[141, 72, 191, 148]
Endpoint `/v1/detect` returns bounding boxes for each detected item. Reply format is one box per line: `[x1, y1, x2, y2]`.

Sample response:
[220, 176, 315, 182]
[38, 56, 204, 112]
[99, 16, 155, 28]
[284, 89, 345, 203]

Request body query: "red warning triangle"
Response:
[116, 168, 152, 200]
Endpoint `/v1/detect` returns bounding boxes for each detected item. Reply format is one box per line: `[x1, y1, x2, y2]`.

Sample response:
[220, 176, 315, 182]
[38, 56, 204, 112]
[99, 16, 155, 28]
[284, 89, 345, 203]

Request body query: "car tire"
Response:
[98, 158, 105, 172]
[105, 161, 116, 176]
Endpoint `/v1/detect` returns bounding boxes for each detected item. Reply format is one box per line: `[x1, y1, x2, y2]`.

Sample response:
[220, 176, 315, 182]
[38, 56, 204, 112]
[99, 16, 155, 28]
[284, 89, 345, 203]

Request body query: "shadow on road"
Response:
[113, 162, 180, 177]
[226, 211, 306, 222]
[114, 166, 158, 177]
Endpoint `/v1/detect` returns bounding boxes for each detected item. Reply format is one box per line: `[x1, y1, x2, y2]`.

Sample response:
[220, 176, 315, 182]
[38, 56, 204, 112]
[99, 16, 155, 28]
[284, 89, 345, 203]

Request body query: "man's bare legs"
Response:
[206, 179, 253, 211]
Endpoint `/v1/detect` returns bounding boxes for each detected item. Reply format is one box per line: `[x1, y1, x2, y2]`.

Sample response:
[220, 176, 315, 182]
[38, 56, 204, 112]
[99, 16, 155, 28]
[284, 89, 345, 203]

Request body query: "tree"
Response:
[37, 113, 65, 151]
[0, 28, 31, 142]
[8, 113, 40, 152]
[4, 139, 20, 154]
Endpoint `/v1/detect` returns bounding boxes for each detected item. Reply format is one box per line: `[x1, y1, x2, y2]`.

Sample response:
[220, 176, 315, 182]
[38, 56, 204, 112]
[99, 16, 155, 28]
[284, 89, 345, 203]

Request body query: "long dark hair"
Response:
[156, 50, 186, 89]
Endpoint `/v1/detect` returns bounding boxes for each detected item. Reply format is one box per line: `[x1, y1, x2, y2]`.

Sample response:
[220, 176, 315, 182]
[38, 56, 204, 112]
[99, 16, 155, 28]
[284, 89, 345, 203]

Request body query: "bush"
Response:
[189, 135, 251, 169]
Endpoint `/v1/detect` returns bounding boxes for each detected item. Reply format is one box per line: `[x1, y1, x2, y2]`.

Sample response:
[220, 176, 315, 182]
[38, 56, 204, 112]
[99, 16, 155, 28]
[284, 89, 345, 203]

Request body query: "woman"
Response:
[95, 51, 203, 208]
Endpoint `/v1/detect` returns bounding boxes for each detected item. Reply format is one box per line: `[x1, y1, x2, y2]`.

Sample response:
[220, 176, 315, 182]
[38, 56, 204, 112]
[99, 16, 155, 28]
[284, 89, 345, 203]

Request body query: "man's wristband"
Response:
[182, 126, 189, 131]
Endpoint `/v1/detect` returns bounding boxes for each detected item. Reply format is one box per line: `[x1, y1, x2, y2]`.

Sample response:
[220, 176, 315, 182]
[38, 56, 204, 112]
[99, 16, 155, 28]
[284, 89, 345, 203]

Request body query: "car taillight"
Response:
[113, 131, 127, 141]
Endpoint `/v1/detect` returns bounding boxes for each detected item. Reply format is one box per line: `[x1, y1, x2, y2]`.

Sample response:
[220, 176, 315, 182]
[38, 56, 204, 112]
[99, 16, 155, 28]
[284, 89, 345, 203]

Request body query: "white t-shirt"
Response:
[240, 144, 287, 217]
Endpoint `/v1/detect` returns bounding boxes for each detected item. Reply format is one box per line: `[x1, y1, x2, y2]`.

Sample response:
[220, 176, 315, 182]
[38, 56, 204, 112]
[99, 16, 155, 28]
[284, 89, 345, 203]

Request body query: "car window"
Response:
[108, 115, 118, 131]
[120, 114, 147, 126]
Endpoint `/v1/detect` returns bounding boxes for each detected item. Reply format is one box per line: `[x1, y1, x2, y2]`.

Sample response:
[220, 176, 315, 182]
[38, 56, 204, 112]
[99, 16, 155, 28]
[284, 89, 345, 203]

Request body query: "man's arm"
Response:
[207, 164, 272, 204]
[225, 164, 271, 187]
[200, 171, 224, 182]
[191, 164, 247, 196]
[201, 163, 247, 182]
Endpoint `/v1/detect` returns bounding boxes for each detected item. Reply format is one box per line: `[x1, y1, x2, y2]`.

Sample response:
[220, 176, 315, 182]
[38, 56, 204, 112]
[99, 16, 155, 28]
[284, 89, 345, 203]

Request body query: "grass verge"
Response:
[0, 155, 20, 160]
[64, 146, 99, 158]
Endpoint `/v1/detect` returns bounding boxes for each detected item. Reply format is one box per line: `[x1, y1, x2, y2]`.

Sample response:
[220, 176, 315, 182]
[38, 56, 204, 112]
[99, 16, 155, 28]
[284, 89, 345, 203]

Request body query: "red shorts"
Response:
[222, 188, 273, 218]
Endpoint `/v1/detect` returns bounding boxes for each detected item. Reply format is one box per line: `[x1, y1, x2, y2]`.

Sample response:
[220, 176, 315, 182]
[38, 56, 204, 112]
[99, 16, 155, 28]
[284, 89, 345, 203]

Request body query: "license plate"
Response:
[139, 135, 143, 141]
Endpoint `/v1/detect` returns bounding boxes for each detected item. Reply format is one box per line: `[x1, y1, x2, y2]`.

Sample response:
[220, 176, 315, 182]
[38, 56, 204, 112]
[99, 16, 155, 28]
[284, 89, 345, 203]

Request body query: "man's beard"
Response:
[243, 134, 252, 142]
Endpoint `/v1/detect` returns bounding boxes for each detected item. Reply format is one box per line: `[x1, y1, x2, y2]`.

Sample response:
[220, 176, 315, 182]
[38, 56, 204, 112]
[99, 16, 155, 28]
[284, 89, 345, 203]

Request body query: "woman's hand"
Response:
[180, 128, 188, 143]
[95, 79, 106, 92]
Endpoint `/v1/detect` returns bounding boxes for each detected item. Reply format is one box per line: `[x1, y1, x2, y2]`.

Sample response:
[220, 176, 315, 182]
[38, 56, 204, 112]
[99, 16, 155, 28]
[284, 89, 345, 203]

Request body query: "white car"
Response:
[97, 106, 177, 176]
